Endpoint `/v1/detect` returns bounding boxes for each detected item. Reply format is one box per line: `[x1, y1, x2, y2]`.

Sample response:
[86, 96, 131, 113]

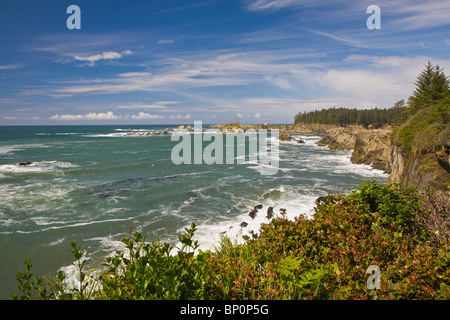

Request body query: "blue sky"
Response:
[1, 0, 450, 125]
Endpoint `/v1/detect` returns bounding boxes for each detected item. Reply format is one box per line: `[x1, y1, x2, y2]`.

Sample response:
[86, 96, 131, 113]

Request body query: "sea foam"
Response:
[0, 161, 79, 174]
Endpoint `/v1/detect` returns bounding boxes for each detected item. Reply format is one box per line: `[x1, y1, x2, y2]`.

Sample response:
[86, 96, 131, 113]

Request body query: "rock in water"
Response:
[279, 127, 291, 141]
[266, 207, 274, 219]
[249, 209, 257, 219]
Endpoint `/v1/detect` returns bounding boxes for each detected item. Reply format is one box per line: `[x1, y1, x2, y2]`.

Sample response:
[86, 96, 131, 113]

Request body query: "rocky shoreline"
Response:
[310, 125, 393, 173]
[291, 121, 449, 190]
[106, 122, 447, 189]
[200, 123, 393, 170]
[206, 123, 393, 172]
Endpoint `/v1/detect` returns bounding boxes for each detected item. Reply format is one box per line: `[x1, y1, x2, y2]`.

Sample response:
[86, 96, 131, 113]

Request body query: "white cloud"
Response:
[117, 103, 169, 110]
[49, 110, 189, 121]
[387, 0, 450, 30]
[50, 111, 121, 121]
[170, 114, 192, 120]
[116, 101, 183, 113]
[118, 72, 152, 78]
[26, 49, 450, 123]
[3, 115, 40, 121]
[158, 39, 174, 44]
[265, 75, 291, 89]
[74, 50, 133, 66]
[131, 112, 165, 120]
[254, 113, 261, 118]
[246, 1, 450, 31]
[246, 0, 304, 11]
[48, 50, 305, 96]
[0, 64, 20, 70]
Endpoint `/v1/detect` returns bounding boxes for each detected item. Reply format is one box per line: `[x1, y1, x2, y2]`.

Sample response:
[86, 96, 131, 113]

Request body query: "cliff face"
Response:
[387, 143, 449, 189]
[350, 129, 393, 172]
[387, 109, 450, 189]
[291, 123, 343, 134]
[311, 125, 393, 172]
[315, 127, 361, 150]
[298, 113, 449, 189]
[386, 145, 405, 184]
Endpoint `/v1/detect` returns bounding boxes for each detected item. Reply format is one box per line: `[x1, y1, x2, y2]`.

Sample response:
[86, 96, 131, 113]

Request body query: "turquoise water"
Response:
[0, 125, 387, 299]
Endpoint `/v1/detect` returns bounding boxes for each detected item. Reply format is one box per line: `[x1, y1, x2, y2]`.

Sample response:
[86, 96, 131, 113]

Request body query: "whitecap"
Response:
[0, 143, 50, 155]
[0, 161, 79, 174]
[179, 184, 320, 253]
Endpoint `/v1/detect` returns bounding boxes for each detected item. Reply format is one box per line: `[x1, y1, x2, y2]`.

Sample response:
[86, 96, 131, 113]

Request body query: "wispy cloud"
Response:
[0, 64, 21, 70]
[245, 0, 307, 11]
[158, 39, 174, 44]
[23, 49, 450, 120]
[33, 50, 306, 97]
[386, 0, 450, 30]
[151, 0, 220, 15]
[74, 50, 133, 66]
[246, 0, 450, 31]
[305, 29, 368, 48]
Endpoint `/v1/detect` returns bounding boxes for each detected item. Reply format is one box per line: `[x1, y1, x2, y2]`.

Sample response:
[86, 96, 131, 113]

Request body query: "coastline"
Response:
[206, 122, 394, 173]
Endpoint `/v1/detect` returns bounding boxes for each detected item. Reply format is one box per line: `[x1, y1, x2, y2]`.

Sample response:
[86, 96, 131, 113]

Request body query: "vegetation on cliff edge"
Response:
[391, 62, 449, 189]
[13, 182, 449, 300]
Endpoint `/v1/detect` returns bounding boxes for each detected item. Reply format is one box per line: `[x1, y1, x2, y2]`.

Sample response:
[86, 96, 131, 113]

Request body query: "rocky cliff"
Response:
[350, 129, 393, 172]
[387, 138, 450, 189]
[387, 107, 450, 189]
[309, 124, 393, 172]
[315, 126, 362, 150]
[295, 114, 449, 189]
[291, 123, 343, 134]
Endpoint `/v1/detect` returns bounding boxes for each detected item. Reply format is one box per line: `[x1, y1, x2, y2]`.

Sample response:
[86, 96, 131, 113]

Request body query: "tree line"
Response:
[294, 104, 407, 128]
[295, 61, 449, 128]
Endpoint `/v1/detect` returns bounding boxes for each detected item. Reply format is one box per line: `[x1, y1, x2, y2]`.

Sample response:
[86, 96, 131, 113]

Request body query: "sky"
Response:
[1, 0, 450, 125]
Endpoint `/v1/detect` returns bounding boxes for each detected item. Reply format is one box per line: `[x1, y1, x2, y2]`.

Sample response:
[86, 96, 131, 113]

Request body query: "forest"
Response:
[295, 61, 449, 128]
[294, 103, 407, 128]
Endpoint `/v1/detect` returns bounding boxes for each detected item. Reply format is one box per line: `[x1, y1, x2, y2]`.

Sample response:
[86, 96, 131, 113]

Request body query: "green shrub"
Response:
[13, 182, 450, 300]
[97, 223, 215, 300]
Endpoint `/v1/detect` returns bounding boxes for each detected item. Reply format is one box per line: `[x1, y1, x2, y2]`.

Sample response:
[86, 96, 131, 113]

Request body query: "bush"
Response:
[13, 182, 450, 300]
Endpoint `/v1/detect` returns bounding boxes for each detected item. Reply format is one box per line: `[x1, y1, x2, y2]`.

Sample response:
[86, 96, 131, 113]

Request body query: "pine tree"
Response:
[408, 61, 450, 113]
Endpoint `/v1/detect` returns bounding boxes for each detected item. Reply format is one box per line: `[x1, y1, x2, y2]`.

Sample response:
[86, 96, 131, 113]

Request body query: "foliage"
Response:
[408, 61, 450, 114]
[96, 223, 216, 299]
[13, 183, 450, 300]
[393, 97, 449, 157]
[294, 105, 408, 128]
[294, 62, 449, 129]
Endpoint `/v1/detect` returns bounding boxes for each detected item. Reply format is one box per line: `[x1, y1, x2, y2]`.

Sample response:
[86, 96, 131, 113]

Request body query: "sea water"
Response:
[0, 125, 387, 299]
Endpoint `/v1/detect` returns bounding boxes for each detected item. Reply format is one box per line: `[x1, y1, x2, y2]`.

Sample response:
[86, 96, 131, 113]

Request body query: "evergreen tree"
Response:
[408, 61, 450, 113]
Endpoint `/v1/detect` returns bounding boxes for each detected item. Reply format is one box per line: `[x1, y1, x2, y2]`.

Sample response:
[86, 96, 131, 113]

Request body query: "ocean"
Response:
[0, 125, 387, 299]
